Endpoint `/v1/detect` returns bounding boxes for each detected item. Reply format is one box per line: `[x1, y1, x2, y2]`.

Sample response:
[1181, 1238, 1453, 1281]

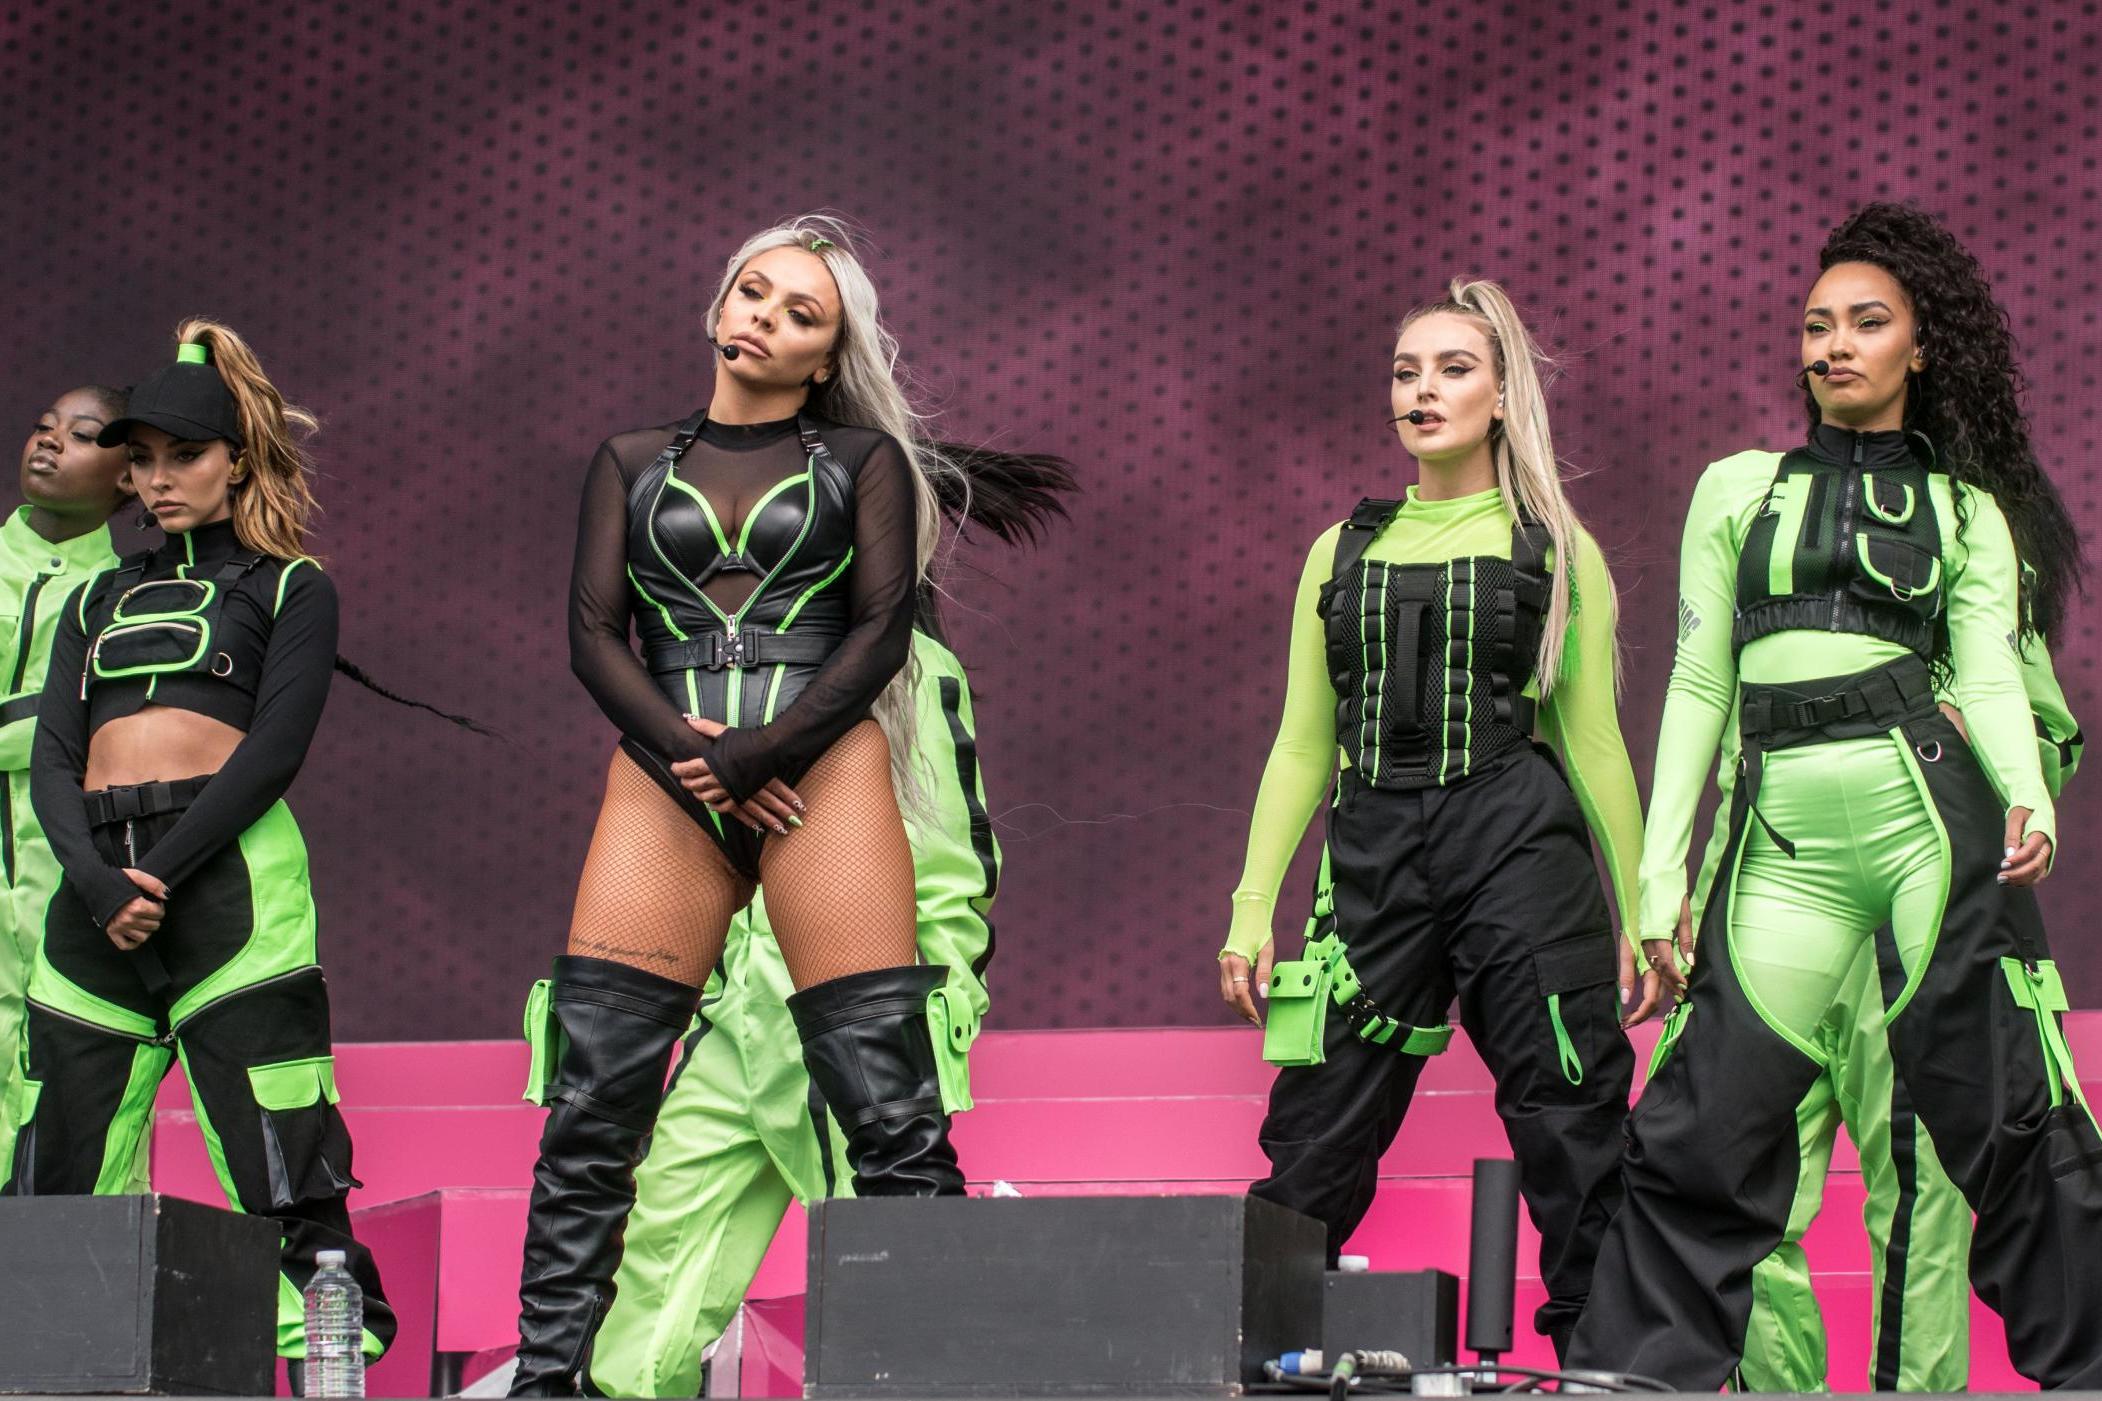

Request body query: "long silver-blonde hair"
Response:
[705, 214, 958, 805]
[1400, 278, 1614, 694]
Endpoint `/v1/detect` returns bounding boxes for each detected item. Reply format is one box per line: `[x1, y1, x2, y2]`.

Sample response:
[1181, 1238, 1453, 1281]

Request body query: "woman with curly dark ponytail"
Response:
[1815, 202, 2084, 643]
[1566, 204, 2102, 1391]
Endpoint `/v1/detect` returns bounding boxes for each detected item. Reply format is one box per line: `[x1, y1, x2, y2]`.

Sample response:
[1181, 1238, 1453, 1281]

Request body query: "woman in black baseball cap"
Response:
[7, 320, 398, 1371]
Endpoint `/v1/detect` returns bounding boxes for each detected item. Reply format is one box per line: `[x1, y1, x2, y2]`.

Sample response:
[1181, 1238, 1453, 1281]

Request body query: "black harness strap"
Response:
[1734, 655, 1943, 859]
[84, 775, 214, 828]
[1739, 656, 1938, 751]
[1330, 498, 1400, 578]
[625, 411, 709, 516]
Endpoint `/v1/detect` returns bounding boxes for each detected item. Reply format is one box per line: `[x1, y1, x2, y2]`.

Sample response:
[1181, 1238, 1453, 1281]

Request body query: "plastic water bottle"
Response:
[302, 1250, 365, 1398]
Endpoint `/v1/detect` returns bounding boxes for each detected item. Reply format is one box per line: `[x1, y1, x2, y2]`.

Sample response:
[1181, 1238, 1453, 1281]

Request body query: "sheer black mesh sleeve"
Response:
[568, 439, 713, 765]
[706, 435, 917, 800]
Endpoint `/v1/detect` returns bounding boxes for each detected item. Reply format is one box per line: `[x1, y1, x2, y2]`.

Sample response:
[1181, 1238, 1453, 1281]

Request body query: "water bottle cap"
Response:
[316, 1249, 347, 1266]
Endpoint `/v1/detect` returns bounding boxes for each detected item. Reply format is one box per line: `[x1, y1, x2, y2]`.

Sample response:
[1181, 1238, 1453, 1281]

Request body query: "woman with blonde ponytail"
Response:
[1222, 279, 1665, 1360]
[511, 214, 1069, 1395]
[8, 322, 397, 1374]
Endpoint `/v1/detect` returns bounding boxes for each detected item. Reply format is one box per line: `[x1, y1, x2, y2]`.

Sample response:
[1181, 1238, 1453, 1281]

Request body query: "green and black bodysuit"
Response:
[570, 410, 915, 874]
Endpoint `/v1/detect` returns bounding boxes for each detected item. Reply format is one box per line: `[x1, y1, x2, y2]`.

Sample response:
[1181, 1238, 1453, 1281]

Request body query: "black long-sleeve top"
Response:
[32, 518, 337, 929]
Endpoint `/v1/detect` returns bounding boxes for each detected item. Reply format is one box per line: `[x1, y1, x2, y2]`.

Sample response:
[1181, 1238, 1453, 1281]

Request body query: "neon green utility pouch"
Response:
[925, 984, 979, 1115]
[92, 579, 220, 682]
[1262, 958, 1331, 1068]
[521, 979, 559, 1105]
[246, 1056, 339, 1112]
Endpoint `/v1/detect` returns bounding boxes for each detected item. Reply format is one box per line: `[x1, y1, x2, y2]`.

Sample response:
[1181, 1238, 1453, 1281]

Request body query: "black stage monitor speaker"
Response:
[1322, 1269, 1458, 1367]
[0, 1194, 278, 1396]
[805, 1194, 1325, 1396]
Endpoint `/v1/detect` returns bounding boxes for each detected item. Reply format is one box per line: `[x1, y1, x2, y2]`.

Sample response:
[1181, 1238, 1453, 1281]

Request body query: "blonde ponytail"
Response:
[1400, 280, 1614, 695]
[705, 216, 963, 811]
[171, 318, 319, 561]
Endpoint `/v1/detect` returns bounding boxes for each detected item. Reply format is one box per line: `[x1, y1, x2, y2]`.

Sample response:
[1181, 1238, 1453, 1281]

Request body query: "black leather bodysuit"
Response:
[569, 409, 916, 875]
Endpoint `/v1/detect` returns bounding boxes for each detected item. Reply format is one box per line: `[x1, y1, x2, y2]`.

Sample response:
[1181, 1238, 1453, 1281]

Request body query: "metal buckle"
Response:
[716, 630, 761, 670]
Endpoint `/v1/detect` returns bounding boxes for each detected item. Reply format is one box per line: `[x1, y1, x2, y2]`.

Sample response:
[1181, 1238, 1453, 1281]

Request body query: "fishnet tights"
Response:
[566, 721, 918, 990]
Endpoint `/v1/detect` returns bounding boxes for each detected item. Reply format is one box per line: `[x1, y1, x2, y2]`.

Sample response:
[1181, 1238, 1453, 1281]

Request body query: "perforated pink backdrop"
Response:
[3, 3, 2098, 1036]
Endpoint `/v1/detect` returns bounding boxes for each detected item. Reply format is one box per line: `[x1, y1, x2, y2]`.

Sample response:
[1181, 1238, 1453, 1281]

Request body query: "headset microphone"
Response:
[714, 341, 742, 361]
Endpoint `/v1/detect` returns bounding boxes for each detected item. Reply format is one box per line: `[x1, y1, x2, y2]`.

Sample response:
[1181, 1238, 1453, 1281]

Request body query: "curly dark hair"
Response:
[1808, 202, 2083, 644]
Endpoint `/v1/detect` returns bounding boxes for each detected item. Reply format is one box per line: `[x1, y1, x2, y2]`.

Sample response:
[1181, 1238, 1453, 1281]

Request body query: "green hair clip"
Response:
[807, 237, 834, 253]
[176, 342, 210, 365]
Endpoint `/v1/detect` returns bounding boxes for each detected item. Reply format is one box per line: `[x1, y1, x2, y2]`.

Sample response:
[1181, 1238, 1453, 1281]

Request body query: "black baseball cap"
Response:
[96, 343, 243, 448]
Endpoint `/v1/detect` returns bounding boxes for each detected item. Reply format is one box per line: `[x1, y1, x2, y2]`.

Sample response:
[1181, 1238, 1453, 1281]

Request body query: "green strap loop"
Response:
[1547, 993, 1585, 1085]
[2002, 958, 2094, 1125]
[1397, 1023, 1454, 1056]
[1307, 931, 1451, 1056]
[176, 342, 210, 365]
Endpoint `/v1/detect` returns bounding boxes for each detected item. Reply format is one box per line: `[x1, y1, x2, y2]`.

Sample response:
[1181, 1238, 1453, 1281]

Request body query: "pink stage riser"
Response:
[153, 1022, 2097, 1395]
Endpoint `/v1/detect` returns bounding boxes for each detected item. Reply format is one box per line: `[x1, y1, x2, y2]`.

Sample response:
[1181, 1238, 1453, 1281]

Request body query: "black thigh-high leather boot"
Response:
[509, 956, 699, 1396]
[789, 963, 967, 1197]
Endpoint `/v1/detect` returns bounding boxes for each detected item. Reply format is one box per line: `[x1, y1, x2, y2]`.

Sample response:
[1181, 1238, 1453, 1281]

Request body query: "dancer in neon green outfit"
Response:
[586, 627, 997, 1398]
[1735, 605, 2082, 1393]
[0, 387, 129, 1173]
[1566, 203, 2102, 1391]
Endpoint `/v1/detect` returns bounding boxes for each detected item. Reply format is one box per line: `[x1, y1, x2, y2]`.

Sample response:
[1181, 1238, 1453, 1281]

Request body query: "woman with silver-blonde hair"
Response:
[1221, 280, 1667, 1360]
[509, 214, 1067, 1394]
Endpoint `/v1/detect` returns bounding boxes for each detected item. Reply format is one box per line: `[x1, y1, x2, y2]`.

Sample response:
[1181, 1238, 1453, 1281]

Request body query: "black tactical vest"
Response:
[1319, 497, 1553, 789]
[1733, 441, 1944, 658]
[84, 549, 271, 702]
